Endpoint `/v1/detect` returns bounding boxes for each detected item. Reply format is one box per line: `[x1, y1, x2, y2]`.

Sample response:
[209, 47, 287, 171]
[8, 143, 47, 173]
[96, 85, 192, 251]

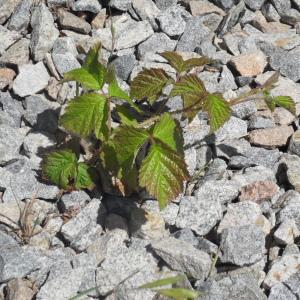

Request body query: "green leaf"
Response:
[183, 57, 212, 72]
[203, 94, 231, 132]
[263, 91, 276, 112]
[63, 43, 106, 90]
[43, 150, 77, 189]
[115, 105, 138, 126]
[170, 74, 207, 122]
[151, 113, 184, 154]
[139, 275, 186, 289]
[139, 141, 189, 209]
[157, 288, 199, 300]
[130, 68, 173, 103]
[160, 51, 212, 73]
[63, 68, 101, 90]
[273, 96, 296, 115]
[160, 51, 186, 73]
[60, 93, 109, 140]
[170, 74, 206, 97]
[75, 163, 95, 190]
[113, 126, 149, 167]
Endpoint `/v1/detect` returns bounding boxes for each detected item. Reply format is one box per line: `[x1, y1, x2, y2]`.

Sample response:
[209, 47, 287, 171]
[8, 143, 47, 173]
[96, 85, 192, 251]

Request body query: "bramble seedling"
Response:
[43, 43, 295, 209]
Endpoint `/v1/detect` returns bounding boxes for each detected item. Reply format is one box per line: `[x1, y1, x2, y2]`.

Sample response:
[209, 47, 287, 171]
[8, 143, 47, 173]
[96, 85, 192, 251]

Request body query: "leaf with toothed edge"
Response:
[130, 68, 173, 103]
[139, 139, 189, 209]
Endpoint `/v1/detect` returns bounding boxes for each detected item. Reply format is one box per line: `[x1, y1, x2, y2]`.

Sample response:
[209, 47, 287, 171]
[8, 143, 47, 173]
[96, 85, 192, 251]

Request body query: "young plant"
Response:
[43, 43, 296, 209]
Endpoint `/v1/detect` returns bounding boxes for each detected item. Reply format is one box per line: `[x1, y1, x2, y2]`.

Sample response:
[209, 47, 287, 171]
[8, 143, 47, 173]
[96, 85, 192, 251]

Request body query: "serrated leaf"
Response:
[115, 105, 138, 126]
[139, 275, 186, 289]
[63, 43, 106, 90]
[157, 288, 199, 300]
[43, 150, 77, 189]
[160, 51, 212, 73]
[170, 74, 206, 122]
[63, 68, 101, 90]
[75, 163, 95, 190]
[183, 57, 212, 72]
[203, 94, 231, 132]
[263, 91, 275, 112]
[139, 141, 189, 209]
[151, 113, 184, 154]
[130, 68, 172, 103]
[60, 93, 109, 140]
[160, 51, 186, 73]
[274, 96, 296, 115]
[170, 74, 206, 97]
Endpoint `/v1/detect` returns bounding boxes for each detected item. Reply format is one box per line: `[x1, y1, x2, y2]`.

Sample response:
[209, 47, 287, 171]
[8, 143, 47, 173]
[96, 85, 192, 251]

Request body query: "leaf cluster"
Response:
[43, 43, 296, 209]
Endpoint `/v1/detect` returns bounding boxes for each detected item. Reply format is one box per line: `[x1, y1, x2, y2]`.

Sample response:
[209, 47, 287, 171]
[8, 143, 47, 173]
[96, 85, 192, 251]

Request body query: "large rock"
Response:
[7, 0, 32, 33]
[30, 4, 59, 61]
[229, 51, 267, 76]
[190, 0, 225, 16]
[93, 16, 153, 50]
[248, 126, 294, 149]
[289, 131, 300, 157]
[176, 195, 223, 235]
[221, 225, 266, 266]
[0, 0, 21, 25]
[0, 26, 21, 55]
[58, 10, 91, 34]
[151, 237, 212, 280]
[71, 0, 102, 13]
[13, 62, 50, 97]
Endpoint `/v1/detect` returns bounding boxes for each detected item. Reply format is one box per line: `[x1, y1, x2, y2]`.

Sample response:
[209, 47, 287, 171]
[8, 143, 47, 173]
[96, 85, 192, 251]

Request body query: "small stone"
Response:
[7, 0, 32, 33]
[157, 5, 190, 37]
[72, 0, 102, 13]
[199, 12, 223, 32]
[261, 3, 281, 22]
[213, 0, 236, 10]
[176, 195, 223, 235]
[129, 207, 168, 240]
[0, 125, 24, 165]
[58, 10, 91, 34]
[229, 51, 267, 76]
[0, 0, 21, 25]
[30, 4, 59, 61]
[231, 101, 257, 119]
[94, 17, 153, 51]
[274, 220, 300, 245]
[271, 0, 291, 14]
[273, 107, 295, 125]
[111, 54, 137, 81]
[0, 26, 21, 55]
[221, 225, 265, 266]
[268, 283, 296, 300]
[217, 201, 264, 234]
[52, 52, 81, 77]
[248, 125, 294, 149]
[190, 0, 225, 16]
[239, 181, 279, 203]
[244, 0, 266, 10]
[13, 62, 50, 97]
[0, 68, 15, 90]
[176, 16, 211, 51]
[289, 131, 300, 157]
[60, 190, 91, 211]
[0, 38, 30, 66]
[248, 115, 276, 129]
[61, 198, 105, 245]
[281, 8, 300, 25]
[137, 32, 176, 60]
[132, 0, 160, 30]
[91, 8, 106, 29]
[109, 0, 132, 11]
[283, 244, 300, 256]
[151, 237, 212, 280]
[263, 254, 300, 289]
[7, 278, 35, 300]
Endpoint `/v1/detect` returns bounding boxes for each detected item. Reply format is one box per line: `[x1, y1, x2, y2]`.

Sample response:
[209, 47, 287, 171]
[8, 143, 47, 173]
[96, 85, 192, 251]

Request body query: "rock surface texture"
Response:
[0, 0, 300, 299]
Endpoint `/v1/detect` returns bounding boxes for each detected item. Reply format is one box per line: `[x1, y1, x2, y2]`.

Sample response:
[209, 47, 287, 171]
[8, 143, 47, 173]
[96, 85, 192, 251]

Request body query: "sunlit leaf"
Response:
[160, 51, 186, 73]
[75, 162, 95, 190]
[43, 150, 77, 189]
[60, 93, 109, 140]
[183, 57, 212, 72]
[151, 113, 184, 154]
[157, 288, 199, 300]
[130, 68, 173, 103]
[183, 94, 203, 122]
[139, 140, 189, 209]
[170, 74, 206, 97]
[203, 94, 231, 132]
[63, 43, 106, 90]
[115, 105, 138, 126]
[273, 96, 296, 115]
[139, 275, 186, 289]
